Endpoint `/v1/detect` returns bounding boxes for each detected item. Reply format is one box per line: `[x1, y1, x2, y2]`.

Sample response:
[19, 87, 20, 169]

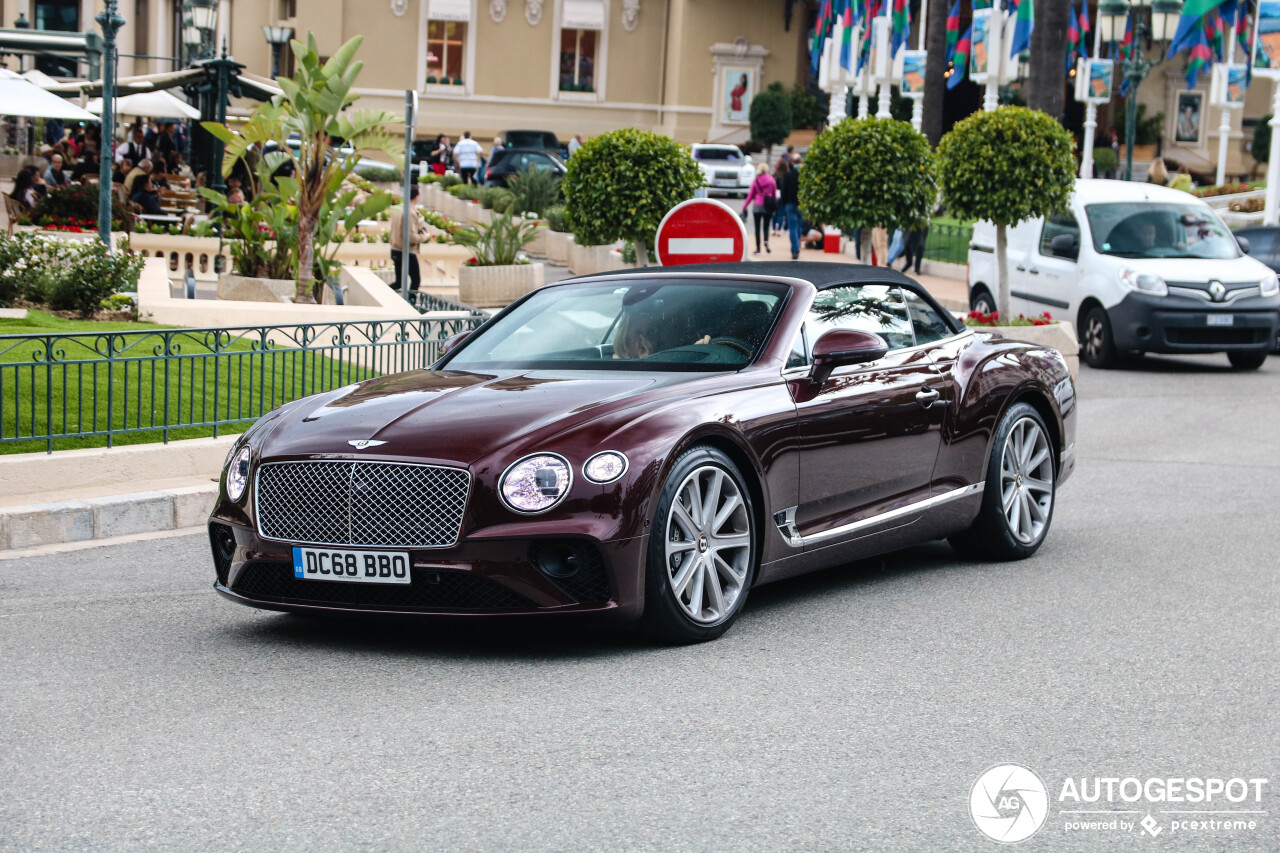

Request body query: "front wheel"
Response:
[1080, 305, 1117, 369]
[970, 287, 996, 315]
[1227, 350, 1267, 370]
[641, 446, 757, 643]
[949, 402, 1057, 561]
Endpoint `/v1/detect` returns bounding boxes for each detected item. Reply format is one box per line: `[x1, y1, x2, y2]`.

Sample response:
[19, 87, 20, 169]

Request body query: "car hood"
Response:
[257, 369, 696, 465]
[1097, 254, 1272, 282]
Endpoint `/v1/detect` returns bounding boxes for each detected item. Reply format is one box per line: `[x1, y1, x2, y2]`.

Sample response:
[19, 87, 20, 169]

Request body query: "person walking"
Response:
[453, 131, 483, 185]
[567, 133, 583, 158]
[771, 155, 791, 235]
[776, 159, 802, 259]
[389, 185, 427, 293]
[429, 134, 452, 175]
[742, 163, 777, 255]
[901, 228, 928, 275]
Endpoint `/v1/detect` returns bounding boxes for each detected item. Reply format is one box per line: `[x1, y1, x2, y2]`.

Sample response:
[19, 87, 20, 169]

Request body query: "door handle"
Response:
[1015, 265, 1027, 272]
[1028, 267, 1040, 274]
[915, 387, 943, 408]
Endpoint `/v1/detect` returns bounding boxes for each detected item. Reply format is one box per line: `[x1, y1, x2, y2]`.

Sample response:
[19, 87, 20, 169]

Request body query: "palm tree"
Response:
[203, 34, 401, 302]
[1027, 0, 1071, 119]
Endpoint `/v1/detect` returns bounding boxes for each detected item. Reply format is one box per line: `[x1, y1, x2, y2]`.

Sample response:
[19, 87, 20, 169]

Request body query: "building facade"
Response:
[2, 0, 811, 145]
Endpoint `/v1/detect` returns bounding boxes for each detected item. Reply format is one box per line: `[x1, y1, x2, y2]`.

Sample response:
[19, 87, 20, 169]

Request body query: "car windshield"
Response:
[694, 147, 744, 162]
[1085, 202, 1239, 260]
[506, 131, 557, 148]
[445, 279, 788, 371]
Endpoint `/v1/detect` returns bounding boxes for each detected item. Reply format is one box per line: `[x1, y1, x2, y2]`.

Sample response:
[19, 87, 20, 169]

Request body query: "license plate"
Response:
[1206, 314, 1235, 326]
[292, 547, 411, 584]
[714, 179, 737, 187]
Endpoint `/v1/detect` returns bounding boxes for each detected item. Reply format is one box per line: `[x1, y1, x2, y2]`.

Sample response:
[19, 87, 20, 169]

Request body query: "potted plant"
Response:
[937, 106, 1076, 319]
[963, 310, 1079, 380]
[454, 213, 543, 307]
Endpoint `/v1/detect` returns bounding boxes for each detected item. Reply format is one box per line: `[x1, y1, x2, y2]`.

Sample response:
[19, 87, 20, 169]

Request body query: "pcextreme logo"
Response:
[969, 765, 1270, 843]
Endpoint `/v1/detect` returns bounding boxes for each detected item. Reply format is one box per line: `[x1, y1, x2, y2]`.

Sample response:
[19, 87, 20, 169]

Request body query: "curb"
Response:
[0, 483, 219, 551]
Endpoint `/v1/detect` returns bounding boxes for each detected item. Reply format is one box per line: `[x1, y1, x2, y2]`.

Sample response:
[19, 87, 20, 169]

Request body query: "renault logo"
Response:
[1209, 280, 1227, 302]
[347, 439, 387, 449]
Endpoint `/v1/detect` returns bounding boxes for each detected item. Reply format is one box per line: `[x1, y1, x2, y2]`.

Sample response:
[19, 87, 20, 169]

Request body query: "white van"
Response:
[967, 179, 1280, 369]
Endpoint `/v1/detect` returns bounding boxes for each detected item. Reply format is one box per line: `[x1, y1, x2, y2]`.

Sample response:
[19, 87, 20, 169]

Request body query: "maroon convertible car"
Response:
[209, 263, 1076, 642]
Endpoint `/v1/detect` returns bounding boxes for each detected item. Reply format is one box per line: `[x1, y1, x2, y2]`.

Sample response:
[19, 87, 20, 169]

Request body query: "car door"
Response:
[1022, 210, 1083, 318]
[1006, 219, 1043, 316]
[789, 284, 947, 546]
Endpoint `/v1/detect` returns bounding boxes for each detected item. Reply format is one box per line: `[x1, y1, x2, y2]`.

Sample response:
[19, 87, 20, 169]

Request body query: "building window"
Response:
[134, 0, 149, 57]
[559, 28, 597, 92]
[427, 20, 466, 83]
[34, 0, 80, 76]
[280, 0, 297, 18]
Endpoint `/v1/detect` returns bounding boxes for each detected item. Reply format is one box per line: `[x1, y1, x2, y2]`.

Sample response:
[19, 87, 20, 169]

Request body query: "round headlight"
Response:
[226, 447, 251, 502]
[500, 454, 572, 513]
[1261, 273, 1279, 297]
[583, 451, 628, 484]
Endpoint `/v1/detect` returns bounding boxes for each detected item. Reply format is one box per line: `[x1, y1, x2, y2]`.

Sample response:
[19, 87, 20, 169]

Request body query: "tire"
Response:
[1080, 304, 1117, 369]
[970, 287, 996, 315]
[1227, 350, 1267, 370]
[949, 402, 1057, 561]
[641, 446, 758, 643]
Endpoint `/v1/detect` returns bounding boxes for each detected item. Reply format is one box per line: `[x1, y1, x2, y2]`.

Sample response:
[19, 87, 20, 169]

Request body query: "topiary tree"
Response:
[1251, 117, 1271, 166]
[562, 127, 705, 265]
[937, 106, 1075, 318]
[750, 87, 793, 149]
[1092, 146, 1118, 176]
[798, 116, 936, 264]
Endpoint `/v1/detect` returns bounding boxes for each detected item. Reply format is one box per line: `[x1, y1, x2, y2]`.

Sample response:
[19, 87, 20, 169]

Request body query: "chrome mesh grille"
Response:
[255, 461, 470, 548]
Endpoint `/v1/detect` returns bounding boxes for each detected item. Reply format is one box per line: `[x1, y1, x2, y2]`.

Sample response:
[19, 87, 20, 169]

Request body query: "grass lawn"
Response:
[1, 309, 386, 454]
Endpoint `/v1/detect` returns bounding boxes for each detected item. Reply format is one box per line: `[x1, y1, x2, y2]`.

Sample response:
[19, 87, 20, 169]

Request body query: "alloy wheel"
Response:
[1084, 315, 1105, 361]
[664, 465, 752, 625]
[1000, 418, 1054, 545]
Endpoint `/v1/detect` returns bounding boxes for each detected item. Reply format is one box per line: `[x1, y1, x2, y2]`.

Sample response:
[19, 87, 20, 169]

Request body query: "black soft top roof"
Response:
[569, 261, 917, 290]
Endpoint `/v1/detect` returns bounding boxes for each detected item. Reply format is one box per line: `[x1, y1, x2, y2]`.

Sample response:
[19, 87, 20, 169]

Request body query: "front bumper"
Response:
[1108, 292, 1280, 354]
[209, 518, 648, 621]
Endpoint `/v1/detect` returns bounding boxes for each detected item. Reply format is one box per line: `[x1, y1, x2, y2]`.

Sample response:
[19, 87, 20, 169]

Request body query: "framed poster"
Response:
[900, 51, 926, 97]
[1252, 1, 1280, 78]
[1075, 58, 1114, 104]
[970, 9, 992, 82]
[722, 68, 755, 124]
[1174, 91, 1204, 144]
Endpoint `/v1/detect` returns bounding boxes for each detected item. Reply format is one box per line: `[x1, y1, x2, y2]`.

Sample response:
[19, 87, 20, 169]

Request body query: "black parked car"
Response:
[502, 129, 564, 158]
[483, 148, 568, 188]
[1234, 226, 1280, 350]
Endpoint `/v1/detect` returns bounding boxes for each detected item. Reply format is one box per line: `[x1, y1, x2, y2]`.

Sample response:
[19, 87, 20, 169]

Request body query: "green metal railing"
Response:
[0, 317, 484, 453]
[407, 290, 488, 316]
[923, 224, 974, 267]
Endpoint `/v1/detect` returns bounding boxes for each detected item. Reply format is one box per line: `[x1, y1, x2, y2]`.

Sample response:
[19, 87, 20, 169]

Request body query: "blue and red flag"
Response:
[1010, 0, 1034, 57]
[1117, 12, 1135, 95]
[1186, 20, 1215, 88]
[1077, 2, 1091, 57]
[891, 0, 911, 56]
[948, 24, 972, 89]
[1168, 0, 1231, 59]
[839, 0, 856, 71]
[1067, 1, 1082, 74]
[945, 0, 961, 58]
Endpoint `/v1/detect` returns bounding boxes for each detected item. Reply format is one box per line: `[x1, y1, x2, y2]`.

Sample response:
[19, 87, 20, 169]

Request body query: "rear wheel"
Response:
[1080, 305, 1117, 369]
[970, 287, 996, 315]
[949, 402, 1056, 561]
[641, 447, 757, 643]
[1227, 350, 1267, 370]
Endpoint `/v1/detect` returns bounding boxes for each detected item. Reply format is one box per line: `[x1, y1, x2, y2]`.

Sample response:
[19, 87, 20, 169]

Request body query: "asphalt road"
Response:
[2, 353, 1278, 852]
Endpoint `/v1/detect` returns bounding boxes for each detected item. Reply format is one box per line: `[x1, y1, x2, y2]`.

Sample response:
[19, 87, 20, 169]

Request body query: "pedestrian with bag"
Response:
[776, 159, 802, 259]
[389, 185, 427, 293]
[742, 163, 777, 255]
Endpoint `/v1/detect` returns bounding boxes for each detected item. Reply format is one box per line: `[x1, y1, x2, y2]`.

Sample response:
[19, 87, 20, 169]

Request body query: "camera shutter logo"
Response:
[969, 764, 1049, 843]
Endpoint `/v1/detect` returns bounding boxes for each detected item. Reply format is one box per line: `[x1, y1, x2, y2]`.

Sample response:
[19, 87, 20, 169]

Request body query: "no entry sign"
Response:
[655, 198, 749, 266]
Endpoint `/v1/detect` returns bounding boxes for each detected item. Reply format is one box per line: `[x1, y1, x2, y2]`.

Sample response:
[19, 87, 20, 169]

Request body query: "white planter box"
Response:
[525, 224, 548, 257]
[458, 262, 545, 308]
[470, 206, 493, 226]
[545, 230, 572, 265]
[986, 322, 1079, 381]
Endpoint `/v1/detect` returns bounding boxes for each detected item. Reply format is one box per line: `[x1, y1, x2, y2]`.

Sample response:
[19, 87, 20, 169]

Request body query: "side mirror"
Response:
[1237, 236, 1251, 255]
[441, 331, 471, 355]
[1050, 233, 1079, 260]
[810, 329, 889, 385]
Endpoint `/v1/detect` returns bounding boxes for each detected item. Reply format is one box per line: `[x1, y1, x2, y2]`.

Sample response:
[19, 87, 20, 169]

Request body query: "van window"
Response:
[1085, 202, 1239, 260]
[1039, 211, 1081, 259]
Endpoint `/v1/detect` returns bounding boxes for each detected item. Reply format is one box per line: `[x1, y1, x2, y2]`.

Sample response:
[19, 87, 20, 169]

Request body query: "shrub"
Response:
[452, 212, 538, 265]
[937, 106, 1076, 317]
[544, 205, 570, 233]
[563, 127, 704, 262]
[29, 183, 131, 229]
[785, 82, 825, 130]
[798, 117, 936, 259]
[1092, 146, 1118, 175]
[507, 165, 561, 217]
[1252, 117, 1271, 165]
[749, 88, 794, 149]
[352, 161, 403, 182]
[439, 172, 462, 189]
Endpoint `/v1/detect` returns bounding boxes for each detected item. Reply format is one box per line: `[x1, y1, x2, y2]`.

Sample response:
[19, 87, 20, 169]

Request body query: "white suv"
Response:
[690, 144, 755, 197]
[967, 179, 1280, 370]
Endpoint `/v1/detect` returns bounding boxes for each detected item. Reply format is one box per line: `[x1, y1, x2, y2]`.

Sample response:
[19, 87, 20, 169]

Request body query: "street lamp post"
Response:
[1099, 0, 1181, 182]
[95, 0, 125, 247]
[262, 26, 294, 79]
